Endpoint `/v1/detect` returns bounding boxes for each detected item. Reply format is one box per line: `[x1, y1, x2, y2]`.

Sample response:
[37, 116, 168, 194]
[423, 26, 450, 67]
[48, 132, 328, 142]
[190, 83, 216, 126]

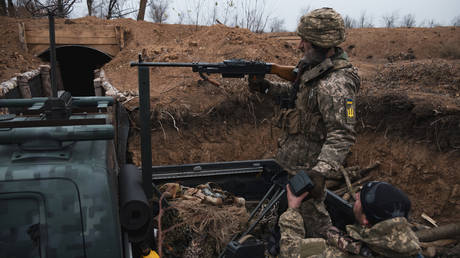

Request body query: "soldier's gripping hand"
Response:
[306, 170, 326, 200]
[248, 74, 269, 93]
[287, 183, 309, 209]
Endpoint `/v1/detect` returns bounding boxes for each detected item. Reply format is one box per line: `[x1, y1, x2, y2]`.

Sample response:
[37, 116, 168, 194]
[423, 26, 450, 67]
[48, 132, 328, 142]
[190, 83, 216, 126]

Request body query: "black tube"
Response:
[119, 164, 151, 231]
[138, 66, 153, 199]
[48, 13, 57, 97]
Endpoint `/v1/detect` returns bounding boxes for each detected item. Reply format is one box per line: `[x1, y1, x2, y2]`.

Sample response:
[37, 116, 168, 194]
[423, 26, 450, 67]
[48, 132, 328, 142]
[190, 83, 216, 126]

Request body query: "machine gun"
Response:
[130, 56, 297, 86]
[218, 170, 355, 258]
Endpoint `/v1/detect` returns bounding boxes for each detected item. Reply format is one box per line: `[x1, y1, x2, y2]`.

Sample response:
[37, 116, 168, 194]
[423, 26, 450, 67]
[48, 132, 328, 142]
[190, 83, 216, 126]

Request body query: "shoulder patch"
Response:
[345, 98, 356, 124]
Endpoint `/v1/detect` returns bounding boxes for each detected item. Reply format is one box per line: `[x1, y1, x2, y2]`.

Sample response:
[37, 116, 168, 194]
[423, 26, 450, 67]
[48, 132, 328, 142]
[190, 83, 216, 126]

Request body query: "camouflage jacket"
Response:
[263, 48, 360, 177]
[278, 208, 421, 258]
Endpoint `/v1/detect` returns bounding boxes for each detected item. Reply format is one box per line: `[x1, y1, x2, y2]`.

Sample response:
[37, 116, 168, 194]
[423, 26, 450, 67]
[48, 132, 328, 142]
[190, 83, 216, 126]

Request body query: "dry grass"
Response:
[171, 199, 249, 252]
[440, 40, 460, 59]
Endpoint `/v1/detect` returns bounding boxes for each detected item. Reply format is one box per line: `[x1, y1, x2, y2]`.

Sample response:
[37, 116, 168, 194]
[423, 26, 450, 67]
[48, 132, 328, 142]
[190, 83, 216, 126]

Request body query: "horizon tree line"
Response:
[1, 0, 459, 32]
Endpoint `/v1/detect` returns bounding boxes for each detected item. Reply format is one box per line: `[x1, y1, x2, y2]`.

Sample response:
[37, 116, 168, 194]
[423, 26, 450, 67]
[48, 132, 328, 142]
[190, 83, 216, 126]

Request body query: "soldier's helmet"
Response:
[360, 181, 411, 225]
[296, 7, 346, 48]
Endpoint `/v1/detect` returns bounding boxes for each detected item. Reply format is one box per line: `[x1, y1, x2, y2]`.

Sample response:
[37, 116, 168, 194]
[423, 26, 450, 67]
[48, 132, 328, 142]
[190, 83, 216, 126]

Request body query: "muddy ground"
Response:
[1, 16, 460, 236]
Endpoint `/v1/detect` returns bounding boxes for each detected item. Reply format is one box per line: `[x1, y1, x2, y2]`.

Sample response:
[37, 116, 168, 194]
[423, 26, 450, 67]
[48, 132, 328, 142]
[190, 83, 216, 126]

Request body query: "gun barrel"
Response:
[130, 61, 221, 67]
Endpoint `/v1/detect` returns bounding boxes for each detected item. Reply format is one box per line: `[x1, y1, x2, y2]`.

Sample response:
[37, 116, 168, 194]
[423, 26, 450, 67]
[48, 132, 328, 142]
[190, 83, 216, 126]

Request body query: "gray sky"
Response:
[269, 0, 460, 30]
[73, 0, 460, 30]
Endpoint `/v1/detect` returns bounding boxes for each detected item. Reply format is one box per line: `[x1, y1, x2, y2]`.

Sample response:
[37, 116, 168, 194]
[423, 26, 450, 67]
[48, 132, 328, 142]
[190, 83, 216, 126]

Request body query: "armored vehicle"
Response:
[0, 93, 134, 257]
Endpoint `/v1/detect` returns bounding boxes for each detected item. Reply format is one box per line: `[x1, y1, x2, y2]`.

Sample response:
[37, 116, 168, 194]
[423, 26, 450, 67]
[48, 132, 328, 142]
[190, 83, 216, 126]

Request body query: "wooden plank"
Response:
[25, 28, 117, 39]
[28, 44, 119, 57]
[18, 22, 28, 52]
[115, 26, 125, 49]
[273, 36, 301, 41]
[25, 24, 116, 32]
[86, 45, 119, 56]
[26, 36, 118, 45]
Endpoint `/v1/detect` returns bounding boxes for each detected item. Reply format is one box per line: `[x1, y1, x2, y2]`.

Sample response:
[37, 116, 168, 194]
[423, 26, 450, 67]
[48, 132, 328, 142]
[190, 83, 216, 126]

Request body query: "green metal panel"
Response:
[0, 138, 123, 258]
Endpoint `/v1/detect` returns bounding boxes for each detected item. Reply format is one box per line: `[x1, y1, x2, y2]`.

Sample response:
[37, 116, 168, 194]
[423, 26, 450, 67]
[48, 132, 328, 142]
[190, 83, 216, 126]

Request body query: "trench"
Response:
[38, 45, 112, 96]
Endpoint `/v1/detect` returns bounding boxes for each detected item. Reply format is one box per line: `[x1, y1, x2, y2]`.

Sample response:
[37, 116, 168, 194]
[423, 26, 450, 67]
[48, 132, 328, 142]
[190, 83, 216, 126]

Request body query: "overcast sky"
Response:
[269, 0, 460, 30]
[73, 0, 460, 30]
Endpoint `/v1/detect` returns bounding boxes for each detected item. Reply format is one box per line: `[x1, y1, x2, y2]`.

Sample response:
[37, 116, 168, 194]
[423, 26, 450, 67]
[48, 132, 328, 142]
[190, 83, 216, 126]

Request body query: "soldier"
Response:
[248, 7, 360, 238]
[279, 181, 422, 257]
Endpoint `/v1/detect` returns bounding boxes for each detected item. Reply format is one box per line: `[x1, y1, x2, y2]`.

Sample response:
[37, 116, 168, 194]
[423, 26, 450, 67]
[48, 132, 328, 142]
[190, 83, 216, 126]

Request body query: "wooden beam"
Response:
[28, 44, 119, 57]
[18, 22, 28, 52]
[26, 36, 118, 45]
[25, 28, 117, 38]
[115, 26, 125, 50]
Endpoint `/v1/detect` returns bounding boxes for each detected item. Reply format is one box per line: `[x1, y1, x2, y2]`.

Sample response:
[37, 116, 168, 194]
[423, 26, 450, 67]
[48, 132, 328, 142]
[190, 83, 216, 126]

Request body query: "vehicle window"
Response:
[0, 198, 42, 258]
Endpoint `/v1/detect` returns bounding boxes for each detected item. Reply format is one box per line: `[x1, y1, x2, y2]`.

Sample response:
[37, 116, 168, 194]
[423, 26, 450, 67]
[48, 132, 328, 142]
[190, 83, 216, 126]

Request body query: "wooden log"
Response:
[339, 166, 356, 200]
[334, 175, 373, 196]
[40, 65, 52, 97]
[18, 22, 28, 52]
[420, 239, 458, 248]
[16, 75, 32, 98]
[94, 78, 103, 96]
[416, 223, 460, 242]
[115, 26, 125, 49]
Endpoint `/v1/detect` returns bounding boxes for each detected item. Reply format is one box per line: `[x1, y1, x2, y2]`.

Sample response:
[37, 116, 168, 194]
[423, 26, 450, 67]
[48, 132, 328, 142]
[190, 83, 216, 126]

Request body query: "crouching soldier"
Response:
[279, 181, 422, 257]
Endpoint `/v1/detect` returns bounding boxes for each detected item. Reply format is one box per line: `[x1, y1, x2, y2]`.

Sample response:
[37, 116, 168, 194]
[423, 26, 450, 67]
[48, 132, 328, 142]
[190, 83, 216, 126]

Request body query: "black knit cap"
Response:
[360, 181, 411, 225]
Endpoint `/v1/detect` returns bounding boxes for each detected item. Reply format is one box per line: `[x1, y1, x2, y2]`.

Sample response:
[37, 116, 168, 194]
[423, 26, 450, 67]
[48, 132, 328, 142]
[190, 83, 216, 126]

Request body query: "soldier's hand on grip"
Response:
[248, 74, 269, 93]
[305, 170, 325, 200]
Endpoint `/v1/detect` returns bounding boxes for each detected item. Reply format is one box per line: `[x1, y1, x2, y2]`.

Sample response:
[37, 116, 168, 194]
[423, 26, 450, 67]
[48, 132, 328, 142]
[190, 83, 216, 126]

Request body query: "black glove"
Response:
[305, 170, 325, 200]
[248, 74, 269, 93]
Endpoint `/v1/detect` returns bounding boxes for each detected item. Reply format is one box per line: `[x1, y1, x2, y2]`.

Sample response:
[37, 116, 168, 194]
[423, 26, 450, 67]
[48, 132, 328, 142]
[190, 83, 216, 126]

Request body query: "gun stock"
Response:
[269, 64, 296, 82]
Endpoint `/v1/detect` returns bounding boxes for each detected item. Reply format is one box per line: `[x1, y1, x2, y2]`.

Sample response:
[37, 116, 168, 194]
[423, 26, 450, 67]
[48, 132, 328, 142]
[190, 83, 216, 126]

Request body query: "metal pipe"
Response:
[48, 12, 58, 97]
[0, 125, 114, 143]
[248, 183, 276, 222]
[138, 66, 153, 199]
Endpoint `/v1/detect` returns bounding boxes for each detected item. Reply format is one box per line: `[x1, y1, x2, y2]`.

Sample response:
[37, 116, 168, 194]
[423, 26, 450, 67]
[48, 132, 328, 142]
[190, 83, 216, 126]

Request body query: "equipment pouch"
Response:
[306, 115, 325, 141]
[285, 109, 301, 135]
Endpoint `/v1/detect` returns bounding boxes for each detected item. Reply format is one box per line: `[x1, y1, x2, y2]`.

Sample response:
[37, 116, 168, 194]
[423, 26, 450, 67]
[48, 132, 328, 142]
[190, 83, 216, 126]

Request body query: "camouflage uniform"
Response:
[261, 48, 360, 238]
[278, 208, 421, 258]
[251, 7, 361, 238]
[250, 7, 360, 238]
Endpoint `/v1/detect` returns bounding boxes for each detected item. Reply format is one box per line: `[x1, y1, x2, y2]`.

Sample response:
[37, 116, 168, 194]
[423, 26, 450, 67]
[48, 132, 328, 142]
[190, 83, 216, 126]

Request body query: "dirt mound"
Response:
[0, 17, 44, 81]
[1, 16, 459, 238]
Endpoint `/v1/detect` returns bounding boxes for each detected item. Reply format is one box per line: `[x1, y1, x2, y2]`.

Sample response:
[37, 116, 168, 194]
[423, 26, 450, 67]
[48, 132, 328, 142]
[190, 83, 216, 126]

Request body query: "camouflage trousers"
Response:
[299, 191, 332, 238]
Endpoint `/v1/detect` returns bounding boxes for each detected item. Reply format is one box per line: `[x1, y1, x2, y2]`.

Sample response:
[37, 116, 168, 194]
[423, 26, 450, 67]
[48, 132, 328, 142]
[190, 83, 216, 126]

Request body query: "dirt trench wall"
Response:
[124, 87, 460, 225]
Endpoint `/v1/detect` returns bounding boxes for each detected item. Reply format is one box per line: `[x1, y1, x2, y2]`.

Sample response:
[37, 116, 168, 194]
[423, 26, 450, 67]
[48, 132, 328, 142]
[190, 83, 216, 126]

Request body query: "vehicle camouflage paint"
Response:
[0, 95, 124, 258]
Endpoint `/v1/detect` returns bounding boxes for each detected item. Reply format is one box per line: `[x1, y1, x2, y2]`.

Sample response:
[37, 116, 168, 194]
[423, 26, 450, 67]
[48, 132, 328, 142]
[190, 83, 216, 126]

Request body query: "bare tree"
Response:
[358, 11, 373, 28]
[428, 19, 440, 28]
[149, 0, 169, 23]
[183, 0, 205, 28]
[452, 15, 460, 26]
[221, 0, 235, 25]
[418, 18, 441, 28]
[239, 0, 270, 33]
[269, 17, 285, 32]
[24, 0, 78, 17]
[0, 0, 7, 15]
[382, 11, 399, 28]
[106, 0, 117, 19]
[7, 0, 15, 16]
[86, 0, 93, 16]
[298, 5, 311, 20]
[344, 15, 356, 29]
[401, 14, 416, 28]
[206, 0, 218, 25]
[174, 8, 185, 24]
[137, 0, 147, 20]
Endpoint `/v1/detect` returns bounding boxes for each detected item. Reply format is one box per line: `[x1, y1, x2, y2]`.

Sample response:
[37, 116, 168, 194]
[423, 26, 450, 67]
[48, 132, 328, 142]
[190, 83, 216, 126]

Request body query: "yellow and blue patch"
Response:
[345, 98, 356, 123]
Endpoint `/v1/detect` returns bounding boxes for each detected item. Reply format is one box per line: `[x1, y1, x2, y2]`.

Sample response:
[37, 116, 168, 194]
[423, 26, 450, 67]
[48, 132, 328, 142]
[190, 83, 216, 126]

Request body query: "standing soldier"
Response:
[248, 7, 361, 238]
